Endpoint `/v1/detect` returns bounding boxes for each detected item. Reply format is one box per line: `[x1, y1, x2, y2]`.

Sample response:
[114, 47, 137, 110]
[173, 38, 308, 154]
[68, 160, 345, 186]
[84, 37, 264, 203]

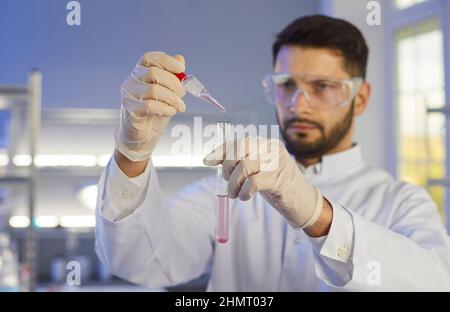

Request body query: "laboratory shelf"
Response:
[428, 178, 450, 188]
[0, 175, 31, 183]
[0, 71, 41, 291]
[425, 104, 450, 233]
[427, 107, 450, 115]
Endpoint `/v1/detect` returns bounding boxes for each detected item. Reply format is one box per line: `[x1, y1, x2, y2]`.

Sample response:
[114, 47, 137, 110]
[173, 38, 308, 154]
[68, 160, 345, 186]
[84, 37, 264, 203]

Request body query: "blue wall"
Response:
[0, 0, 317, 121]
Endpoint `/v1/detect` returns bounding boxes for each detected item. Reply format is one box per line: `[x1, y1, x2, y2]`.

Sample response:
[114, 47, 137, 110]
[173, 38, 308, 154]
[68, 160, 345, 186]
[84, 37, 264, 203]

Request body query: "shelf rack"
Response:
[426, 106, 450, 231]
[0, 70, 41, 291]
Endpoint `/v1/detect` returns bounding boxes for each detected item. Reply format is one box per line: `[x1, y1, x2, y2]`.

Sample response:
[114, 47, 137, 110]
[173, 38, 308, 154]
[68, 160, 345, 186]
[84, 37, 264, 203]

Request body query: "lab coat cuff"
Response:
[101, 155, 152, 221]
[108, 154, 151, 190]
[314, 201, 354, 264]
[308, 201, 356, 287]
[96, 196, 143, 229]
[95, 160, 144, 228]
[107, 154, 151, 205]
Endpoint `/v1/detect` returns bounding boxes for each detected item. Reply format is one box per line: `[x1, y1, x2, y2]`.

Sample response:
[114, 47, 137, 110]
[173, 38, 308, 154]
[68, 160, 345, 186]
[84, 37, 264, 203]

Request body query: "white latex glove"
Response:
[115, 51, 186, 161]
[203, 137, 324, 229]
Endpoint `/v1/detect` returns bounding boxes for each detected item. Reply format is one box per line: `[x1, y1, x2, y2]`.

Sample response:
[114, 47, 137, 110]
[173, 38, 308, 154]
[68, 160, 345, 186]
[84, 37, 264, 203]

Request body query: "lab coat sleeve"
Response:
[100, 155, 152, 221]
[95, 156, 216, 288]
[309, 185, 450, 291]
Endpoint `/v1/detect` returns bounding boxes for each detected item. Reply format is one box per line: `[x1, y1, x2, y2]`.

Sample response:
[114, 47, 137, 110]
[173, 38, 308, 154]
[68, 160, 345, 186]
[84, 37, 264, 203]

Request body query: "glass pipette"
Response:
[176, 73, 226, 113]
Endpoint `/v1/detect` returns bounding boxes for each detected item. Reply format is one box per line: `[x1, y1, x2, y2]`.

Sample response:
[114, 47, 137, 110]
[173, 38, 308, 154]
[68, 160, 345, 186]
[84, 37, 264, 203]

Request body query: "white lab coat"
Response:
[95, 145, 450, 291]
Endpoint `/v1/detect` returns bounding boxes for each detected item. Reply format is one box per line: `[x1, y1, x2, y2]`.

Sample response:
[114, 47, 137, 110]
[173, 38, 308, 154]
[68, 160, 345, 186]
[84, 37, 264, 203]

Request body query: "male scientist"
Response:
[95, 15, 450, 291]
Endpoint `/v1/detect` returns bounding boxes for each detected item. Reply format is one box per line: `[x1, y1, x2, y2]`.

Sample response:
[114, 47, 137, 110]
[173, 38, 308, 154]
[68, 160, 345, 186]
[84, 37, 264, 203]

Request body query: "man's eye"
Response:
[313, 81, 330, 91]
[280, 80, 296, 90]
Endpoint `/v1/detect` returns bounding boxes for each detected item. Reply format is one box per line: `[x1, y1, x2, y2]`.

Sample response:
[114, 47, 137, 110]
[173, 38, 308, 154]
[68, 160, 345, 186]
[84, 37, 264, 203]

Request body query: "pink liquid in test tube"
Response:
[216, 122, 231, 244]
[216, 195, 229, 244]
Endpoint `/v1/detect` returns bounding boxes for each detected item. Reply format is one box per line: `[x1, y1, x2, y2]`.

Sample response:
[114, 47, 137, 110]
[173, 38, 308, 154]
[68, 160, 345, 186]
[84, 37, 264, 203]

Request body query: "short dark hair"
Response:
[272, 15, 369, 79]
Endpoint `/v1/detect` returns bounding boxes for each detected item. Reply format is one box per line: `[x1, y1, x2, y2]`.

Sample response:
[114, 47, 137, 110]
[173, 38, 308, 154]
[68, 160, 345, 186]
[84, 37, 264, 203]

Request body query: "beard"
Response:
[278, 101, 354, 160]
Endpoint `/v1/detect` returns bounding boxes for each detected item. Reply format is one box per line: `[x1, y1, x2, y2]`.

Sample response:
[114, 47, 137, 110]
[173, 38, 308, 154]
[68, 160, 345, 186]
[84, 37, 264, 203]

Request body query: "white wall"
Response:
[319, 0, 389, 170]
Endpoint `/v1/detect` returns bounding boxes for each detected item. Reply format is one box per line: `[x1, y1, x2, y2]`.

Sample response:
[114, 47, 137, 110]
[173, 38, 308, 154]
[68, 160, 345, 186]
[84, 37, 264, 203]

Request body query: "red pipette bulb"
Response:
[175, 72, 186, 81]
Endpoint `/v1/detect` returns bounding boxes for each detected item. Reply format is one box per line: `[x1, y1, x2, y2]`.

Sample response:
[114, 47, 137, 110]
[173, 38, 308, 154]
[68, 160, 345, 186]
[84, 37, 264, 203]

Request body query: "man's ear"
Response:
[354, 82, 371, 116]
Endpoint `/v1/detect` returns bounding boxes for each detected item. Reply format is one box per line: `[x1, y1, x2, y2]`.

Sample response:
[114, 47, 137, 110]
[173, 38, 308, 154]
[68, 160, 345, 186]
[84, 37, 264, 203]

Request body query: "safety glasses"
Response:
[262, 73, 363, 109]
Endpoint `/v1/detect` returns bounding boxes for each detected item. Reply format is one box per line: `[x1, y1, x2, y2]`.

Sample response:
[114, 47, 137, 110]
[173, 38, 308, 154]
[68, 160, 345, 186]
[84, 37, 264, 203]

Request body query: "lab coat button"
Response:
[294, 235, 303, 244]
[121, 189, 133, 199]
[337, 246, 348, 258]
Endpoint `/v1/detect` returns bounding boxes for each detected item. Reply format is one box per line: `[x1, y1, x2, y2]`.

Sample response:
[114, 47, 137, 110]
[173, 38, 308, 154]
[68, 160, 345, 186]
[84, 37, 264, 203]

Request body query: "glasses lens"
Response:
[263, 74, 357, 109]
[303, 77, 352, 108]
[262, 75, 275, 104]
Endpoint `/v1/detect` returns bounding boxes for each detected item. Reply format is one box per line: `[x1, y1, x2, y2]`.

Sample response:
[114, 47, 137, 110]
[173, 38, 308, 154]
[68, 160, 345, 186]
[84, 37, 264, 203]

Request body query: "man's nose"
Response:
[290, 88, 313, 114]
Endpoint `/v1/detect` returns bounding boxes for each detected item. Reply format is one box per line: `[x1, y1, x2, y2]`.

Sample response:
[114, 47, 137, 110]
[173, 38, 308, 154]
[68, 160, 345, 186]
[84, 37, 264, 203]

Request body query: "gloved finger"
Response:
[204, 136, 248, 169]
[122, 96, 177, 119]
[227, 159, 261, 199]
[144, 99, 178, 117]
[122, 96, 148, 117]
[132, 66, 186, 97]
[139, 51, 185, 74]
[223, 138, 280, 181]
[121, 76, 150, 102]
[222, 139, 242, 180]
[143, 83, 186, 113]
[222, 137, 261, 180]
[238, 171, 273, 201]
[122, 76, 185, 112]
[174, 54, 185, 66]
[252, 138, 282, 172]
[222, 159, 240, 181]
[203, 139, 233, 166]
[203, 143, 223, 166]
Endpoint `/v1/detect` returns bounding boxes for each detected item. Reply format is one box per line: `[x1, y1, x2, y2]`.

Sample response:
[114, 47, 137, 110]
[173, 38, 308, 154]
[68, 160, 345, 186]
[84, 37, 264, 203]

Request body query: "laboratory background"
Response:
[0, 0, 449, 291]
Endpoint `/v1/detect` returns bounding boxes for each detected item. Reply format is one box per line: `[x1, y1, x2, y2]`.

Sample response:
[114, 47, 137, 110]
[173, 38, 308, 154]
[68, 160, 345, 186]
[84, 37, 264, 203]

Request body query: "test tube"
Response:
[216, 122, 231, 244]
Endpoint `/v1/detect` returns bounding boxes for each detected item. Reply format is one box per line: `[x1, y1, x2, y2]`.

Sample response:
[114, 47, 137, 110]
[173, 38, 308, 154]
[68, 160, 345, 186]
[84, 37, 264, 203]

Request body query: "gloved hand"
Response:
[203, 137, 324, 229]
[115, 51, 186, 161]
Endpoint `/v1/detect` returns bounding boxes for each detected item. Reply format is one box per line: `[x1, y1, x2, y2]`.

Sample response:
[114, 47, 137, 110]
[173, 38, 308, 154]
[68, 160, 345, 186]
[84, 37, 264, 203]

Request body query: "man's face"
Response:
[274, 46, 355, 159]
